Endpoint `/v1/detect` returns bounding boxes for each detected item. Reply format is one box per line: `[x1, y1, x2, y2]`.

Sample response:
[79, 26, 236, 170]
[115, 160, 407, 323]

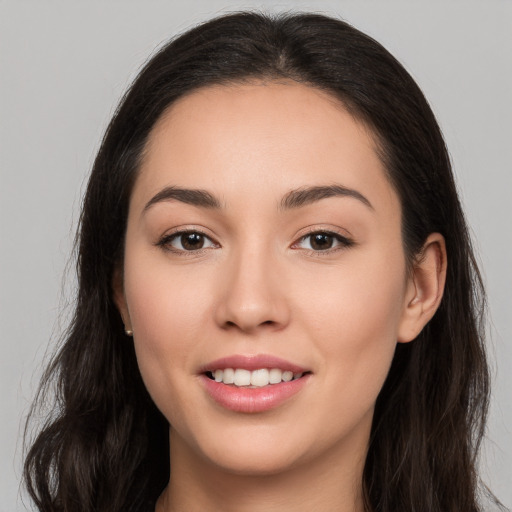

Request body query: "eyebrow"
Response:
[280, 185, 373, 211]
[143, 183, 373, 214]
[143, 186, 222, 212]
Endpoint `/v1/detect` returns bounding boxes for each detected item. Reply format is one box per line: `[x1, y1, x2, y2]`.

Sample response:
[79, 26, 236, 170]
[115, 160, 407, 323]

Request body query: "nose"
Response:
[213, 243, 290, 334]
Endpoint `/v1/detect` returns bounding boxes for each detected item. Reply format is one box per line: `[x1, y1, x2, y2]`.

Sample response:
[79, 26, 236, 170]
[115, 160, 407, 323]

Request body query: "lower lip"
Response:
[200, 374, 311, 413]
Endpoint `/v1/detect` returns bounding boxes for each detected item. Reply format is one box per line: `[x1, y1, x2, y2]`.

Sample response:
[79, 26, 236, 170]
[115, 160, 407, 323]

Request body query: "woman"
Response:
[24, 11, 500, 512]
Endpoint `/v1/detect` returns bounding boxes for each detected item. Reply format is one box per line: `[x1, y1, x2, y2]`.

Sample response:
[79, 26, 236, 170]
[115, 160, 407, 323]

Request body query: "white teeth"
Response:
[223, 367, 235, 384]
[269, 368, 282, 384]
[210, 368, 304, 387]
[282, 370, 293, 382]
[233, 369, 251, 386]
[250, 368, 269, 387]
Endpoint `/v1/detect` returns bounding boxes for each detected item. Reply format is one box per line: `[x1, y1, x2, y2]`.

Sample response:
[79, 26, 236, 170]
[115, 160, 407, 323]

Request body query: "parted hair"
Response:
[24, 11, 495, 512]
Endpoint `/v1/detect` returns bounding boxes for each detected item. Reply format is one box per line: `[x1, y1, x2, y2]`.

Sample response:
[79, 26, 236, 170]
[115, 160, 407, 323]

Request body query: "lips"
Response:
[199, 354, 311, 413]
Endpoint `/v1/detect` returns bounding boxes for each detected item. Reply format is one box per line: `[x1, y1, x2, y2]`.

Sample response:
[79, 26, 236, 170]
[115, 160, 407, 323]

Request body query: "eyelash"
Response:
[156, 228, 354, 256]
[156, 229, 218, 255]
[293, 229, 355, 255]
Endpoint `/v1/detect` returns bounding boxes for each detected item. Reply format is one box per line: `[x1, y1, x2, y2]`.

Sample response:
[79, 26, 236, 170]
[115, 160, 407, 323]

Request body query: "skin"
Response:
[114, 82, 446, 512]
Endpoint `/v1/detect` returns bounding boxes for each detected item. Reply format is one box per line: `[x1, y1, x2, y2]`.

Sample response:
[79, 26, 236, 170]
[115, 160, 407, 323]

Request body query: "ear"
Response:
[112, 266, 132, 334]
[397, 233, 447, 343]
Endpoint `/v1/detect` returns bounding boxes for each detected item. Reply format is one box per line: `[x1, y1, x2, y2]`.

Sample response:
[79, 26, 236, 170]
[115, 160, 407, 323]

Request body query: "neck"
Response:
[157, 428, 368, 512]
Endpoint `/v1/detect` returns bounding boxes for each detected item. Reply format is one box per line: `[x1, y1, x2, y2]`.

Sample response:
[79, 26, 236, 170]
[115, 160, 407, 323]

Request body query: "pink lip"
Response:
[198, 354, 311, 413]
[200, 374, 311, 413]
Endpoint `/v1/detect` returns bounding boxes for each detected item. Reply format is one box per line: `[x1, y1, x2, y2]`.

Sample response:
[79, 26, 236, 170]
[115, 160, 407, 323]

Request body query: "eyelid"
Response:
[291, 227, 355, 254]
[155, 225, 354, 256]
[156, 226, 220, 255]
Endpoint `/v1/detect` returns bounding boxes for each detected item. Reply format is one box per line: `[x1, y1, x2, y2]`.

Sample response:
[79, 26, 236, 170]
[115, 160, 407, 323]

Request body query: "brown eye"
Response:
[159, 230, 217, 253]
[180, 232, 205, 250]
[295, 231, 353, 252]
[309, 233, 335, 250]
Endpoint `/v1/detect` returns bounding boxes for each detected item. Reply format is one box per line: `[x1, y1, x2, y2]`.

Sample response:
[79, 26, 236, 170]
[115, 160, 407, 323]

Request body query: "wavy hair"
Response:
[24, 11, 495, 512]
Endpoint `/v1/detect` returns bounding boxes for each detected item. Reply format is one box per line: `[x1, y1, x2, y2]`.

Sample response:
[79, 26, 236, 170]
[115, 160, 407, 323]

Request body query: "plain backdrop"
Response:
[1, 1, 510, 510]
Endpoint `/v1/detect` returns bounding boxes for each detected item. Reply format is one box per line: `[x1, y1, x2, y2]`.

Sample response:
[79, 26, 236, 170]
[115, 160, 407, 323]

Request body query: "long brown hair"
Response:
[24, 11, 498, 511]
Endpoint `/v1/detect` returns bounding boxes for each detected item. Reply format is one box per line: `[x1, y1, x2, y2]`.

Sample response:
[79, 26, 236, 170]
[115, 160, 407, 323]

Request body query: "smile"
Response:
[207, 368, 304, 387]
[200, 355, 311, 413]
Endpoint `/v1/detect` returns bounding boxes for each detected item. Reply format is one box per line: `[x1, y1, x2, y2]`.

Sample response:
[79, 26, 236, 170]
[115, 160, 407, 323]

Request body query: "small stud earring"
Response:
[125, 329, 133, 336]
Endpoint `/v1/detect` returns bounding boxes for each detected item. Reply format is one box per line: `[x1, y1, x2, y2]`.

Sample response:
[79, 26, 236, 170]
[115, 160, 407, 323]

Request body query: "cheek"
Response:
[128, 275, 207, 344]
[296, 247, 407, 401]
[122, 249, 215, 409]
[124, 235, 216, 336]
[308, 241, 406, 336]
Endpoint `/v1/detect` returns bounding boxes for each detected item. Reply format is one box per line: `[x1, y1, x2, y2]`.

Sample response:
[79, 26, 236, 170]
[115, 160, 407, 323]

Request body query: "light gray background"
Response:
[1, 1, 510, 510]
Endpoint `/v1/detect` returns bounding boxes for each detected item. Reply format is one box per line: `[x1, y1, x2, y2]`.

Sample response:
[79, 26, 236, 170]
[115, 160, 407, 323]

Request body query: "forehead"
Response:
[133, 81, 399, 217]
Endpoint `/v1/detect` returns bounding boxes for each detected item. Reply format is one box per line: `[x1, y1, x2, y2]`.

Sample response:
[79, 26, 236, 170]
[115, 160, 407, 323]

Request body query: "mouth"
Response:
[199, 355, 312, 413]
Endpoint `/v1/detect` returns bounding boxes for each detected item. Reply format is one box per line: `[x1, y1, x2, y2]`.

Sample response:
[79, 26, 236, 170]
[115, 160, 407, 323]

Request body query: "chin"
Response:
[206, 446, 305, 477]
[175, 420, 313, 477]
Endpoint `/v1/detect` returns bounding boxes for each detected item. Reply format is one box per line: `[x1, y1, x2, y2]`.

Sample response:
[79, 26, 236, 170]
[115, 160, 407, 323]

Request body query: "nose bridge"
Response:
[215, 234, 289, 332]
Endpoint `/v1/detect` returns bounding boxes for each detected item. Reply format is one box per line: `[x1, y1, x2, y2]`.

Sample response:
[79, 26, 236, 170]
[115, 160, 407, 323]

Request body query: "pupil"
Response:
[311, 233, 333, 250]
[181, 233, 204, 250]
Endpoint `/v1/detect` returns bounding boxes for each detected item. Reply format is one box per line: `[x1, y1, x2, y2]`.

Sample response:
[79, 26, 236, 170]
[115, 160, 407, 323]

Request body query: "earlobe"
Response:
[112, 266, 133, 334]
[397, 233, 447, 343]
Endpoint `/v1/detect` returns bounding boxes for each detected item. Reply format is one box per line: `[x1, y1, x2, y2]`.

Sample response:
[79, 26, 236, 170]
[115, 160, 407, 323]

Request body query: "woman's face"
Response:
[116, 82, 417, 476]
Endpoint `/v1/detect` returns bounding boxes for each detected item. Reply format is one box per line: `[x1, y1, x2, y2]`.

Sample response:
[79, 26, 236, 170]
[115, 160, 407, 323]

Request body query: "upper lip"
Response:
[199, 354, 309, 374]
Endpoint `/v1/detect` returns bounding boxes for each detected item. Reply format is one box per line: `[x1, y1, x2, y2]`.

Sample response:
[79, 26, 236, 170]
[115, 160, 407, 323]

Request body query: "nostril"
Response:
[222, 319, 275, 330]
